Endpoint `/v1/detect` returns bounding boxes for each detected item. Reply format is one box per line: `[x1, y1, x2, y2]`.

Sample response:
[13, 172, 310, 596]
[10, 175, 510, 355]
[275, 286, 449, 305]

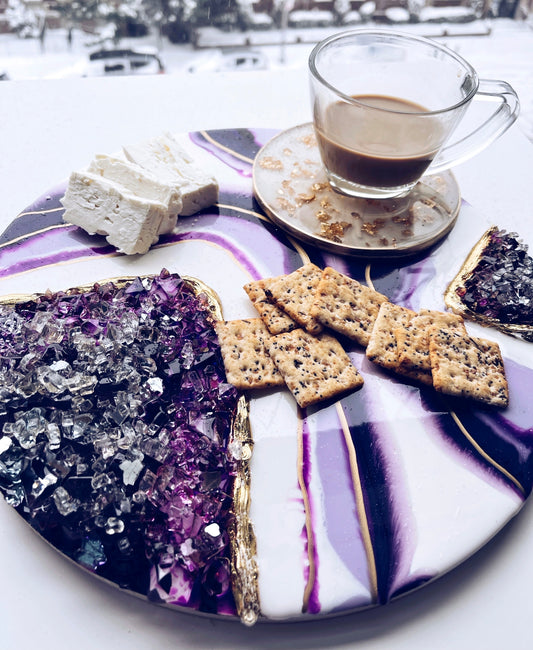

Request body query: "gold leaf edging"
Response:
[228, 396, 260, 626]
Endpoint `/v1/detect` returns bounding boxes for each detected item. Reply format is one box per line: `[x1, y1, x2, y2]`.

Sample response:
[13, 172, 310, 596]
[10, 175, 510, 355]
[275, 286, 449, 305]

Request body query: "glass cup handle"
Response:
[428, 79, 520, 175]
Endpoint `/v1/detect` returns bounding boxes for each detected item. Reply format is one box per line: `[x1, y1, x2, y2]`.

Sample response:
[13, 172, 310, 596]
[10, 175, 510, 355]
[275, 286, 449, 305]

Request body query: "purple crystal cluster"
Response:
[0, 270, 240, 614]
[457, 229, 533, 325]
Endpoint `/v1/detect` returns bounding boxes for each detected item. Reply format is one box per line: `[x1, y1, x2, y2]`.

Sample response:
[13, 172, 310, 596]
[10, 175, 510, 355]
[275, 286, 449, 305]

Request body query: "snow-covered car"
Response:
[418, 6, 477, 22]
[83, 48, 165, 77]
[288, 10, 335, 28]
[0, 70, 9, 81]
[187, 49, 269, 73]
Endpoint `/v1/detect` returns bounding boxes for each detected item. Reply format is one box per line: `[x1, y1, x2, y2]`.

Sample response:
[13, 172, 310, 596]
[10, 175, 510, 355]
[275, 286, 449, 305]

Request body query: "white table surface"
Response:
[1, 70, 533, 650]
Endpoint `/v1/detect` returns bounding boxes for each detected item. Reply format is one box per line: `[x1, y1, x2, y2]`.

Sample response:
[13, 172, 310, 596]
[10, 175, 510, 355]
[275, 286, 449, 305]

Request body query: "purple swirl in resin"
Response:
[299, 417, 321, 615]
[190, 129, 275, 177]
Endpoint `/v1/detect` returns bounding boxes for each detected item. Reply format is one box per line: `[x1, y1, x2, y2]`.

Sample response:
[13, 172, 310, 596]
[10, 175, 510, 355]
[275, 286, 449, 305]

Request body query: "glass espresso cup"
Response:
[309, 30, 520, 199]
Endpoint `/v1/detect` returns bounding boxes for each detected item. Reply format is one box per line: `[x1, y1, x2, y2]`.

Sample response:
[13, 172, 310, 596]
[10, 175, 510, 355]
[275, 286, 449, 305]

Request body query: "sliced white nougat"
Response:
[123, 132, 218, 216]
[88, 154, 182, 235]
[61, 171, 168, 255]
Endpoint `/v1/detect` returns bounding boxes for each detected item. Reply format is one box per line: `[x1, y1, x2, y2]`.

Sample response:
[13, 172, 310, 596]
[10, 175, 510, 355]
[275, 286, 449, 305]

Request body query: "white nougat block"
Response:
[123, 132, 219, 216]
[61, 171, 167, 255]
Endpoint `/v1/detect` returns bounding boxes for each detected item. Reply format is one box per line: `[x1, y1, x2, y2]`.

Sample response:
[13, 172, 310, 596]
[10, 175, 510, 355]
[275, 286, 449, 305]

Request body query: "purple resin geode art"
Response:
[0, 271, 242, 617]
[0, 128, 533, 626]
[445, 226, 533, 341]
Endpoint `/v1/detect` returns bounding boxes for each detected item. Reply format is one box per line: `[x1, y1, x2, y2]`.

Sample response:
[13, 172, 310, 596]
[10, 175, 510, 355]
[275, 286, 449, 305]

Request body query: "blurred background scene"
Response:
[0, 1, 531, 136]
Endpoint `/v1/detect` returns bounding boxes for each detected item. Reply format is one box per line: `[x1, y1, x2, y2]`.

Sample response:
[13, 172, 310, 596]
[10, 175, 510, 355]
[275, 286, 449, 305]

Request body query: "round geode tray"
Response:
[0, 128, 533, 626]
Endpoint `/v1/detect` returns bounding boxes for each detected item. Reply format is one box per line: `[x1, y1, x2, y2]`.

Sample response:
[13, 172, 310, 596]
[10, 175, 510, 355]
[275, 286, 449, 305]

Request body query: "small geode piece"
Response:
[445, 226, 533, 341]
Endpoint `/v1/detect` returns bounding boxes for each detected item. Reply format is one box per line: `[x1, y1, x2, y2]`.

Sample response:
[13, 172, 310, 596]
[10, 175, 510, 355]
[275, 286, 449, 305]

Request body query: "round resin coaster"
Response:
[253, 123, 461, 258]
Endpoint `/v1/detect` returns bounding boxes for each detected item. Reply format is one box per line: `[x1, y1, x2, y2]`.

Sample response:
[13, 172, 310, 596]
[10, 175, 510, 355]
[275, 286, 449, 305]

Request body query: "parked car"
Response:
[83, 48, 165, 77]
[187, 49, 268, 73]
[0, 70, 9, 81]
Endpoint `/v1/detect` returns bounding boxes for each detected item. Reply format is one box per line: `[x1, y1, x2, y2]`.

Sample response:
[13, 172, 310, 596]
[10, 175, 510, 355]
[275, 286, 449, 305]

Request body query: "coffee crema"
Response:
[315, 94, 444, 189]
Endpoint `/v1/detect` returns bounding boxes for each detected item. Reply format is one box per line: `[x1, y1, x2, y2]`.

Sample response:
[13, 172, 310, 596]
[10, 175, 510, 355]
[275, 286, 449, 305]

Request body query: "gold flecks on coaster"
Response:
[299, 132, 317, 147]
[317, 221, 353, 242]
[253, 123, 461, 255]
[258, 156, 283, 171]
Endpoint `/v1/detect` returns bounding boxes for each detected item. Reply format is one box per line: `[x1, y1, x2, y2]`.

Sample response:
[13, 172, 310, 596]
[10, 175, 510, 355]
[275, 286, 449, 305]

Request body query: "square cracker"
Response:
[214, 318, 285, 390]
[366, 302, 416, 371]
[310, 267, 388, 346]
[395, 309, 466, 377]
[428, 328, 509, 407]
[243, 278, 298, 335]
[265, 328, 363, 408]
[263, 263, 323, 335]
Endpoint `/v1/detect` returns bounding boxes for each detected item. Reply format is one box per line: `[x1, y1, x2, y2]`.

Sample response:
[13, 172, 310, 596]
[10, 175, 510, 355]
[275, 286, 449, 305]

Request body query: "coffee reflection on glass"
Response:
[309, 30, 520, 199]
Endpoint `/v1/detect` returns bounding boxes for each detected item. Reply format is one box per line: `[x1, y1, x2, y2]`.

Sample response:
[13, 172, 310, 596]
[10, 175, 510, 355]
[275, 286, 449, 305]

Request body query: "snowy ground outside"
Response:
[0, 17, 532, 141]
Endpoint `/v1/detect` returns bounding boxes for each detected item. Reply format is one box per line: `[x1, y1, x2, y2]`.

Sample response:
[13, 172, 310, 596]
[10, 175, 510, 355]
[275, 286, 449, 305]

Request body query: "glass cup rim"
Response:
[308, 28, 480, 117]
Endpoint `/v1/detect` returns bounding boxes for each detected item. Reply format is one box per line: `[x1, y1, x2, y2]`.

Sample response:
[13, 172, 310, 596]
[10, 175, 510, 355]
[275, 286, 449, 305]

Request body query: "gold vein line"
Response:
[0, 223, 72, 250]
[14, 206, 65, 219]
[0, 248, 122, 282]
[365, 264, 374, 290]
[216, 203, 311, 264]
[450, 410, 525, 495]
[155, 226, 310, 271]
[336, 402, 379, 603]
[3, 204, 264, 251]
[1, 202, 311, 284]
[297, 411, 317, 613]
[216, 203, 269, 222]
[0, 233, 273, 284]
[199, 130, 255, 164]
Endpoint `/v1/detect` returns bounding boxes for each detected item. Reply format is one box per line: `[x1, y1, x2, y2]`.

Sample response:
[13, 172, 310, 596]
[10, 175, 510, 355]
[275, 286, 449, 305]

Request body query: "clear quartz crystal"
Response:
[119, 458, 144, 486]
[36, 367, 68, 394]
[181, 340, 195, 369]
[42, 320, 64, 344]
[28, 311, 52, 334]
[147, 377, 163, 394]
[0, 436, 12, 454]
[19, 352, 40, 373]
[105, 516, 125, 535]
[67, 373, 98, 396]
[204, 522, 221, 537]
[12, 416, 37, 449]
[53, 486, 79, 516]
[46, 422, 61, 449]
[91, 472, 112, 490]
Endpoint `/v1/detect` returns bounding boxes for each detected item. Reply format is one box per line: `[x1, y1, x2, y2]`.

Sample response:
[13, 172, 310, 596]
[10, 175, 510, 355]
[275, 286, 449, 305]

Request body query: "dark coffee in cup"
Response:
[314, 94, 443, 190]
